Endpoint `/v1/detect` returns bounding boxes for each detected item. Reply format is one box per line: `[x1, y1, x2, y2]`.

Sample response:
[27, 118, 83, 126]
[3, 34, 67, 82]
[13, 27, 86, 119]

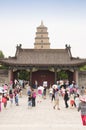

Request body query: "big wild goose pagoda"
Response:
[0, 21, 86, 86]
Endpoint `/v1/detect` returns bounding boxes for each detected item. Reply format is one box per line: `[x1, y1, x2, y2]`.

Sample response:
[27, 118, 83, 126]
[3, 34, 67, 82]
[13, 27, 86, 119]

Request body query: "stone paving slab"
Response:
[0, 95, 86, 130]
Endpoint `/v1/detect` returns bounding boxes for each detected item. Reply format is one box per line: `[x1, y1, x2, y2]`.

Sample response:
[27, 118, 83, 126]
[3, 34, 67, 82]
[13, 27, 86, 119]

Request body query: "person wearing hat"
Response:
[78, 96, 86, 126]
[53, 88, 60, 110]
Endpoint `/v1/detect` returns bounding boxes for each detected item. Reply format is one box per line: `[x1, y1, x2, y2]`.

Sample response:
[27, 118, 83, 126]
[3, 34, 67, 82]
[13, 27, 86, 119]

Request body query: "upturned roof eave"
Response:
[0, 61, 86, 67]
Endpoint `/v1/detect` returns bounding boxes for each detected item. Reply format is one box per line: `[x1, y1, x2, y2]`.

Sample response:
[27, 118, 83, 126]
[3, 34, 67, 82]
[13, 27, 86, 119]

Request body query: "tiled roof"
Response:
[0, 48, 86, 67]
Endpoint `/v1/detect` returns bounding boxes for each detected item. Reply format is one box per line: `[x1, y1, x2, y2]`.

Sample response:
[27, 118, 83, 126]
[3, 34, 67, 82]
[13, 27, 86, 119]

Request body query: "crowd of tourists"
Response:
[0, 81, 22, 111]
[0, 79, 86, 126]
[48, 80, 86, 126]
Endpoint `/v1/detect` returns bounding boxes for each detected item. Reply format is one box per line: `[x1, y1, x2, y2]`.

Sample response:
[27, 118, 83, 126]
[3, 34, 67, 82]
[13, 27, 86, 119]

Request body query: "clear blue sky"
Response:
[0, 0, 86, 58]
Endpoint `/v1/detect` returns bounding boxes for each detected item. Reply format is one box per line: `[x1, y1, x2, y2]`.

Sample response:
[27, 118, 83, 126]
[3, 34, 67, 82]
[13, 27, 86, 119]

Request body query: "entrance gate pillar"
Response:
[54, 67, 57, 84]
[73, 70, 79, 85]
[29, 68, 32, 86]
[8, 69, 14, 83]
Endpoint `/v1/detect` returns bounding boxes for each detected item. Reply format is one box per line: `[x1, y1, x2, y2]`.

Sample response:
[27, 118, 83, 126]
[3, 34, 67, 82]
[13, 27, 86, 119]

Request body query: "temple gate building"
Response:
[0, 21, 86, 87]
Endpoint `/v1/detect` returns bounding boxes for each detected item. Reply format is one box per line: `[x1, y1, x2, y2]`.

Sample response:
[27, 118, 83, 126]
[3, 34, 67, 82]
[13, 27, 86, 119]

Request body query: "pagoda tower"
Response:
[34, 21, 50, 49]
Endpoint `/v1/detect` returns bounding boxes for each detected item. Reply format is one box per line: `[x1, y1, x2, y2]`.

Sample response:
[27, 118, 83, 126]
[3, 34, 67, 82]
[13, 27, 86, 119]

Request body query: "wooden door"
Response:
[32, 70, 55, 87]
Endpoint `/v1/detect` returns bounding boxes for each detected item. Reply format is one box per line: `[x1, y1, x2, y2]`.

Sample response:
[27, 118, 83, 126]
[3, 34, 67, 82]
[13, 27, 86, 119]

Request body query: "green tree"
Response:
[18, 70, 29, 81]
[80, 65, 86, 71]
[58, 70, 68, 80]
[0, 50, 4, 58]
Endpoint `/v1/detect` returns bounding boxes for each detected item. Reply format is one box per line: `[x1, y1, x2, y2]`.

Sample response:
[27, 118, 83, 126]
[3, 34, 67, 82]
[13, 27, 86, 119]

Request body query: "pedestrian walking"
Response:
[2, 93, 9, 109]
[78, 96, 86, 126]
[37, 86, 43, 103]
[53, 88, 60, 110]
[0, 93, 2, 112]
[43, 86, 47, 99]
[15, 92, 19, 106]
[9, 89, 14, 106]
[51, 88, 55, 102]
[75, 94, 80, 108]
[28, 94, 32, 108]
[27, 86, 32, 108]
[32, 89, 36, 107]
[70, 93, 75, 108]
[49, 86, 53, 101]
[64, 90, 69, 108]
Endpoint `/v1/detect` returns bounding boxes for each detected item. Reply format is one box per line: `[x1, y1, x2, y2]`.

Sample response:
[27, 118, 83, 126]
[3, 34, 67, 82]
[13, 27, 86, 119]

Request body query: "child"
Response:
[2, 94, 8, 109]
[70, 93, 75, 108]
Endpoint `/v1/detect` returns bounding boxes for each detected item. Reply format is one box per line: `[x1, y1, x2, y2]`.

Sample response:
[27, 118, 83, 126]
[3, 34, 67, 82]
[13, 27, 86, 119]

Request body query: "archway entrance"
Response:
[12, 69, 74, 87]
[32, 70, 55, 87]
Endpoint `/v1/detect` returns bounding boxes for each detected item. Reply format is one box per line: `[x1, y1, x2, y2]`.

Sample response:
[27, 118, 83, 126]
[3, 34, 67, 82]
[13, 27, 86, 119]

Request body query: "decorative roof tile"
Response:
[0, 48, 86, 67]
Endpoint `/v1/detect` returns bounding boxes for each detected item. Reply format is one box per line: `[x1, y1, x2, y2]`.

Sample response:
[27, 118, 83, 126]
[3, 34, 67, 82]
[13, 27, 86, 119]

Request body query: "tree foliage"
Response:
[18, 70, 29, 81]
[0, 50, 4, 58]
[80, 65, 86, 71]
[58, 70, 68, 80]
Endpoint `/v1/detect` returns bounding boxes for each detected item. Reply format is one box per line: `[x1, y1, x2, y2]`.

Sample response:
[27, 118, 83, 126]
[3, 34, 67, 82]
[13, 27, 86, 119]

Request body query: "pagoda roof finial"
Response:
[41, 20, 43, 25]
[40, 20, 44, 27]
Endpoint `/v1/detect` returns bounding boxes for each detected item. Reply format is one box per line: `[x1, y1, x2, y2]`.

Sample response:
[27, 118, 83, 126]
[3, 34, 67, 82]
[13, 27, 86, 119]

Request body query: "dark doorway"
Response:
[32, 70, 55, 87]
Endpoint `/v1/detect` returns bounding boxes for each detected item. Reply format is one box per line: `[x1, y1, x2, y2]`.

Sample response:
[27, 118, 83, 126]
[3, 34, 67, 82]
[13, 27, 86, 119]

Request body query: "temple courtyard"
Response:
[0, 93, 86, 130]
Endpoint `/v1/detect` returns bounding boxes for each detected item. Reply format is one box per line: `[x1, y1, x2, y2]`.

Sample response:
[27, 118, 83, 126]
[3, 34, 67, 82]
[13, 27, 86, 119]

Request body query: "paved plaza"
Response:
[0, 93, 86, 130]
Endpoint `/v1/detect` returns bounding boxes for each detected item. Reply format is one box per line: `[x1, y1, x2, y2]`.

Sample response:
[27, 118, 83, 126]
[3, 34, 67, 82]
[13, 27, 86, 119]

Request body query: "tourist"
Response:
[27, 85, 32, 96]
[15, 92, 19, 106]
[64, 90, 69, 108]
[43, 86, 47, 99]
[78, 96, 86, 126]
[51, 87, 55, 102]
[80, 86, 85, 96]
[28, 94, 32, 108]
[74, 93, 80, 108]
[70, 93, 75, 108]
[0, 93, 2, 112]
[53, 88, 60, 110]
[18, 86, 22, 98]
[32, 89, 36, 107]
[9, 89, 14, 106]
[49, 85, 53, 100]
[37, 86, 43, 103]
[2, 93, 9, 109]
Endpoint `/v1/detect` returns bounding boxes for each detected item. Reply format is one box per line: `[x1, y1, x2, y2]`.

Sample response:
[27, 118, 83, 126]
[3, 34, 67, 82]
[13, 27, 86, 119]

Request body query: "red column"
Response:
[8, 69, 14, 83]
[73, 70, 78, 85]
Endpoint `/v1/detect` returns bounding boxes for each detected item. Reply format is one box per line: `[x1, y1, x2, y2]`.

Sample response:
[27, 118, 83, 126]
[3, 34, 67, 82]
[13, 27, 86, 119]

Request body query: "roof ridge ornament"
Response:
[16, 44, 22, 49]
[65, 44, 71, 49]
[65, 44, 72, 57]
